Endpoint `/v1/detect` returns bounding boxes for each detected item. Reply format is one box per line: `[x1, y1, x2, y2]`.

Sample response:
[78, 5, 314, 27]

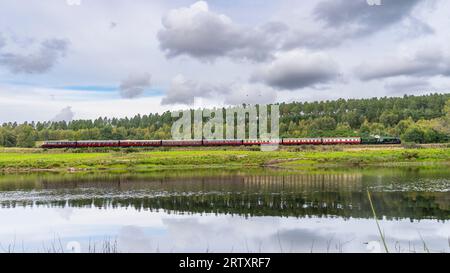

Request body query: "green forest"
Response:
[1, 93, 449, 148]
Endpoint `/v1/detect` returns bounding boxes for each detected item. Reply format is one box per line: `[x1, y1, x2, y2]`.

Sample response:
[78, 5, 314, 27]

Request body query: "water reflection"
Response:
[0, 167, 449, 252]
[1, 169, 449, 220]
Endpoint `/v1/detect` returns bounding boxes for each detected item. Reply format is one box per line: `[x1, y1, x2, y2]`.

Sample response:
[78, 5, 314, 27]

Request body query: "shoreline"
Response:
[0, 146, 448, 173]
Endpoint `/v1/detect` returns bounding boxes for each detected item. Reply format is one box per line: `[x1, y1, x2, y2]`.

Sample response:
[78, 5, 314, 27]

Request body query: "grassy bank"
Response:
[0, 146, 448, 172]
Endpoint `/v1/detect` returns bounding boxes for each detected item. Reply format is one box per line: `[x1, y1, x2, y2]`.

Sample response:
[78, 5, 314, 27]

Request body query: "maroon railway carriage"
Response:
[41, 141, 77, 148]
[161, 140, 203, 146]
[120, 140, 162, 147]
[76, 140, 119, 147]
[202, 139, 243, 146]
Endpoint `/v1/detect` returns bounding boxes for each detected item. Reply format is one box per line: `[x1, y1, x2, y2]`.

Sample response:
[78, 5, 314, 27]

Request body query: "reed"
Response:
[367, 189, 389, 253]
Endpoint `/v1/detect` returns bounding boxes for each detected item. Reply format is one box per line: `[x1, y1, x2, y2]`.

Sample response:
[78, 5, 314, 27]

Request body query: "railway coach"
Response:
[282, 138, 322, 145]
[41, 141, 77, 148]
[161, 140, 203, 146]
[76, 140, 119, 147]
[322, 137, 361, 145]
[203, 139, 243, 146]
[243, 139, 281, 146]
[120, 140, 162, 147]
[41, 136, 400, 148]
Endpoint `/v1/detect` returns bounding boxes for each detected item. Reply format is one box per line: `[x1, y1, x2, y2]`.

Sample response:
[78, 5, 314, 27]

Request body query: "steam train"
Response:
[41, 136, 401, 148]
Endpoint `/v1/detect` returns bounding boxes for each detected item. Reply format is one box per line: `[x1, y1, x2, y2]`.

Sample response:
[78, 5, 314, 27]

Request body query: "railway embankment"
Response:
[0, 146, 448, 172]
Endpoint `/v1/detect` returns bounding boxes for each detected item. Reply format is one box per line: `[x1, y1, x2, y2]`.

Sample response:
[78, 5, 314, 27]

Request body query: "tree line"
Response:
[0, 93, 449, 147]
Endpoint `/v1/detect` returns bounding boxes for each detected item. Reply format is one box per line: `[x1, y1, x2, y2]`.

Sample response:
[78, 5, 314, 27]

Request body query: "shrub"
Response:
[401, 142, 422, 149]
[401, 151, 420, 160]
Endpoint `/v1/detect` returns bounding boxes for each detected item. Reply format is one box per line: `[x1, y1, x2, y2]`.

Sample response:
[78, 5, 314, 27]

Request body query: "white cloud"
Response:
[161, 74, 221, 105]
[383, 78, 429, 93]
[119, 72, 151, 99]
[0, 38, 69, 74]
[161, 74, 277, 106]
[314, 0, 427, 35]
[252, 50, 340, 90]
[356, 47, 450, 81]
[224, 83, 277, 105]
[51, 106, 75, 122]
[157, 1, 285, 62]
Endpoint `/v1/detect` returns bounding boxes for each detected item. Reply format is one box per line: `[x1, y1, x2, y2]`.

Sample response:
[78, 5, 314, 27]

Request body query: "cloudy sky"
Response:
[0, 0, 449, 122]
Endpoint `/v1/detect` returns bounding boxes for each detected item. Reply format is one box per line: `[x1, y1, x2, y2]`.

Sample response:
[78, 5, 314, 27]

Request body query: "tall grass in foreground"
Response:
[0, 237, 446, 253]
[367, 189, 389, 253]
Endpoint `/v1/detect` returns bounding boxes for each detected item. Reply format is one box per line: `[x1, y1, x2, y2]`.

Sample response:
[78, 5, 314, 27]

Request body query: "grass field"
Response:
[0, 146, 449, 172]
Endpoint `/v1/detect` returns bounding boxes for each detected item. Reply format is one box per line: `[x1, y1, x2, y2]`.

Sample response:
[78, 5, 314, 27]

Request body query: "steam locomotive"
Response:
[41, 136, 400, 148]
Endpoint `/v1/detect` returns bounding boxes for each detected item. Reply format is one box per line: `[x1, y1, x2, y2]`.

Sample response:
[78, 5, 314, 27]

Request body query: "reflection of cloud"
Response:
[54, 207, 74, 221]
[0, 33, 5, 49]
[160, 216, 348, 252]
[160, 215, 450, 253]
[0, 207, 448, 253]
[117, 225, 153, 252]
[271, 228, 329, 252]
[162, 218, 212, 250]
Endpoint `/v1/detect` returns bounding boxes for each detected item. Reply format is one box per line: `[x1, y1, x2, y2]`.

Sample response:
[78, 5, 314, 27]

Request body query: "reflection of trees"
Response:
[0, 172, 448, 221]
[0, 173, 365, 192]
[1, 191, 448, 221]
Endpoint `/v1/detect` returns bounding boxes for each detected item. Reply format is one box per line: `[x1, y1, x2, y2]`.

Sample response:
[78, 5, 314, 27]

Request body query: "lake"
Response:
[0, 167, 449, 253]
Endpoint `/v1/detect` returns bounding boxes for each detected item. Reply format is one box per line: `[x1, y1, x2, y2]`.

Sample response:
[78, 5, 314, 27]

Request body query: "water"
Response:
[0, 167, 449, 253]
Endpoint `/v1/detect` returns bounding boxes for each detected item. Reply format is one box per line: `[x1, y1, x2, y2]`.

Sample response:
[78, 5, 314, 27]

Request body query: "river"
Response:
[0, 166, 448, 253]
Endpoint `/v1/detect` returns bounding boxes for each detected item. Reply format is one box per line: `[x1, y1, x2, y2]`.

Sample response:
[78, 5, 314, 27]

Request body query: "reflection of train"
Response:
[41, 136, 400, 148]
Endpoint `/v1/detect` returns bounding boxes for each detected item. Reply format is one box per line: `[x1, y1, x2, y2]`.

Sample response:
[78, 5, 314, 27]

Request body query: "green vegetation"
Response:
[0, 93, 449, 147]
[0, 147, 448, 171]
